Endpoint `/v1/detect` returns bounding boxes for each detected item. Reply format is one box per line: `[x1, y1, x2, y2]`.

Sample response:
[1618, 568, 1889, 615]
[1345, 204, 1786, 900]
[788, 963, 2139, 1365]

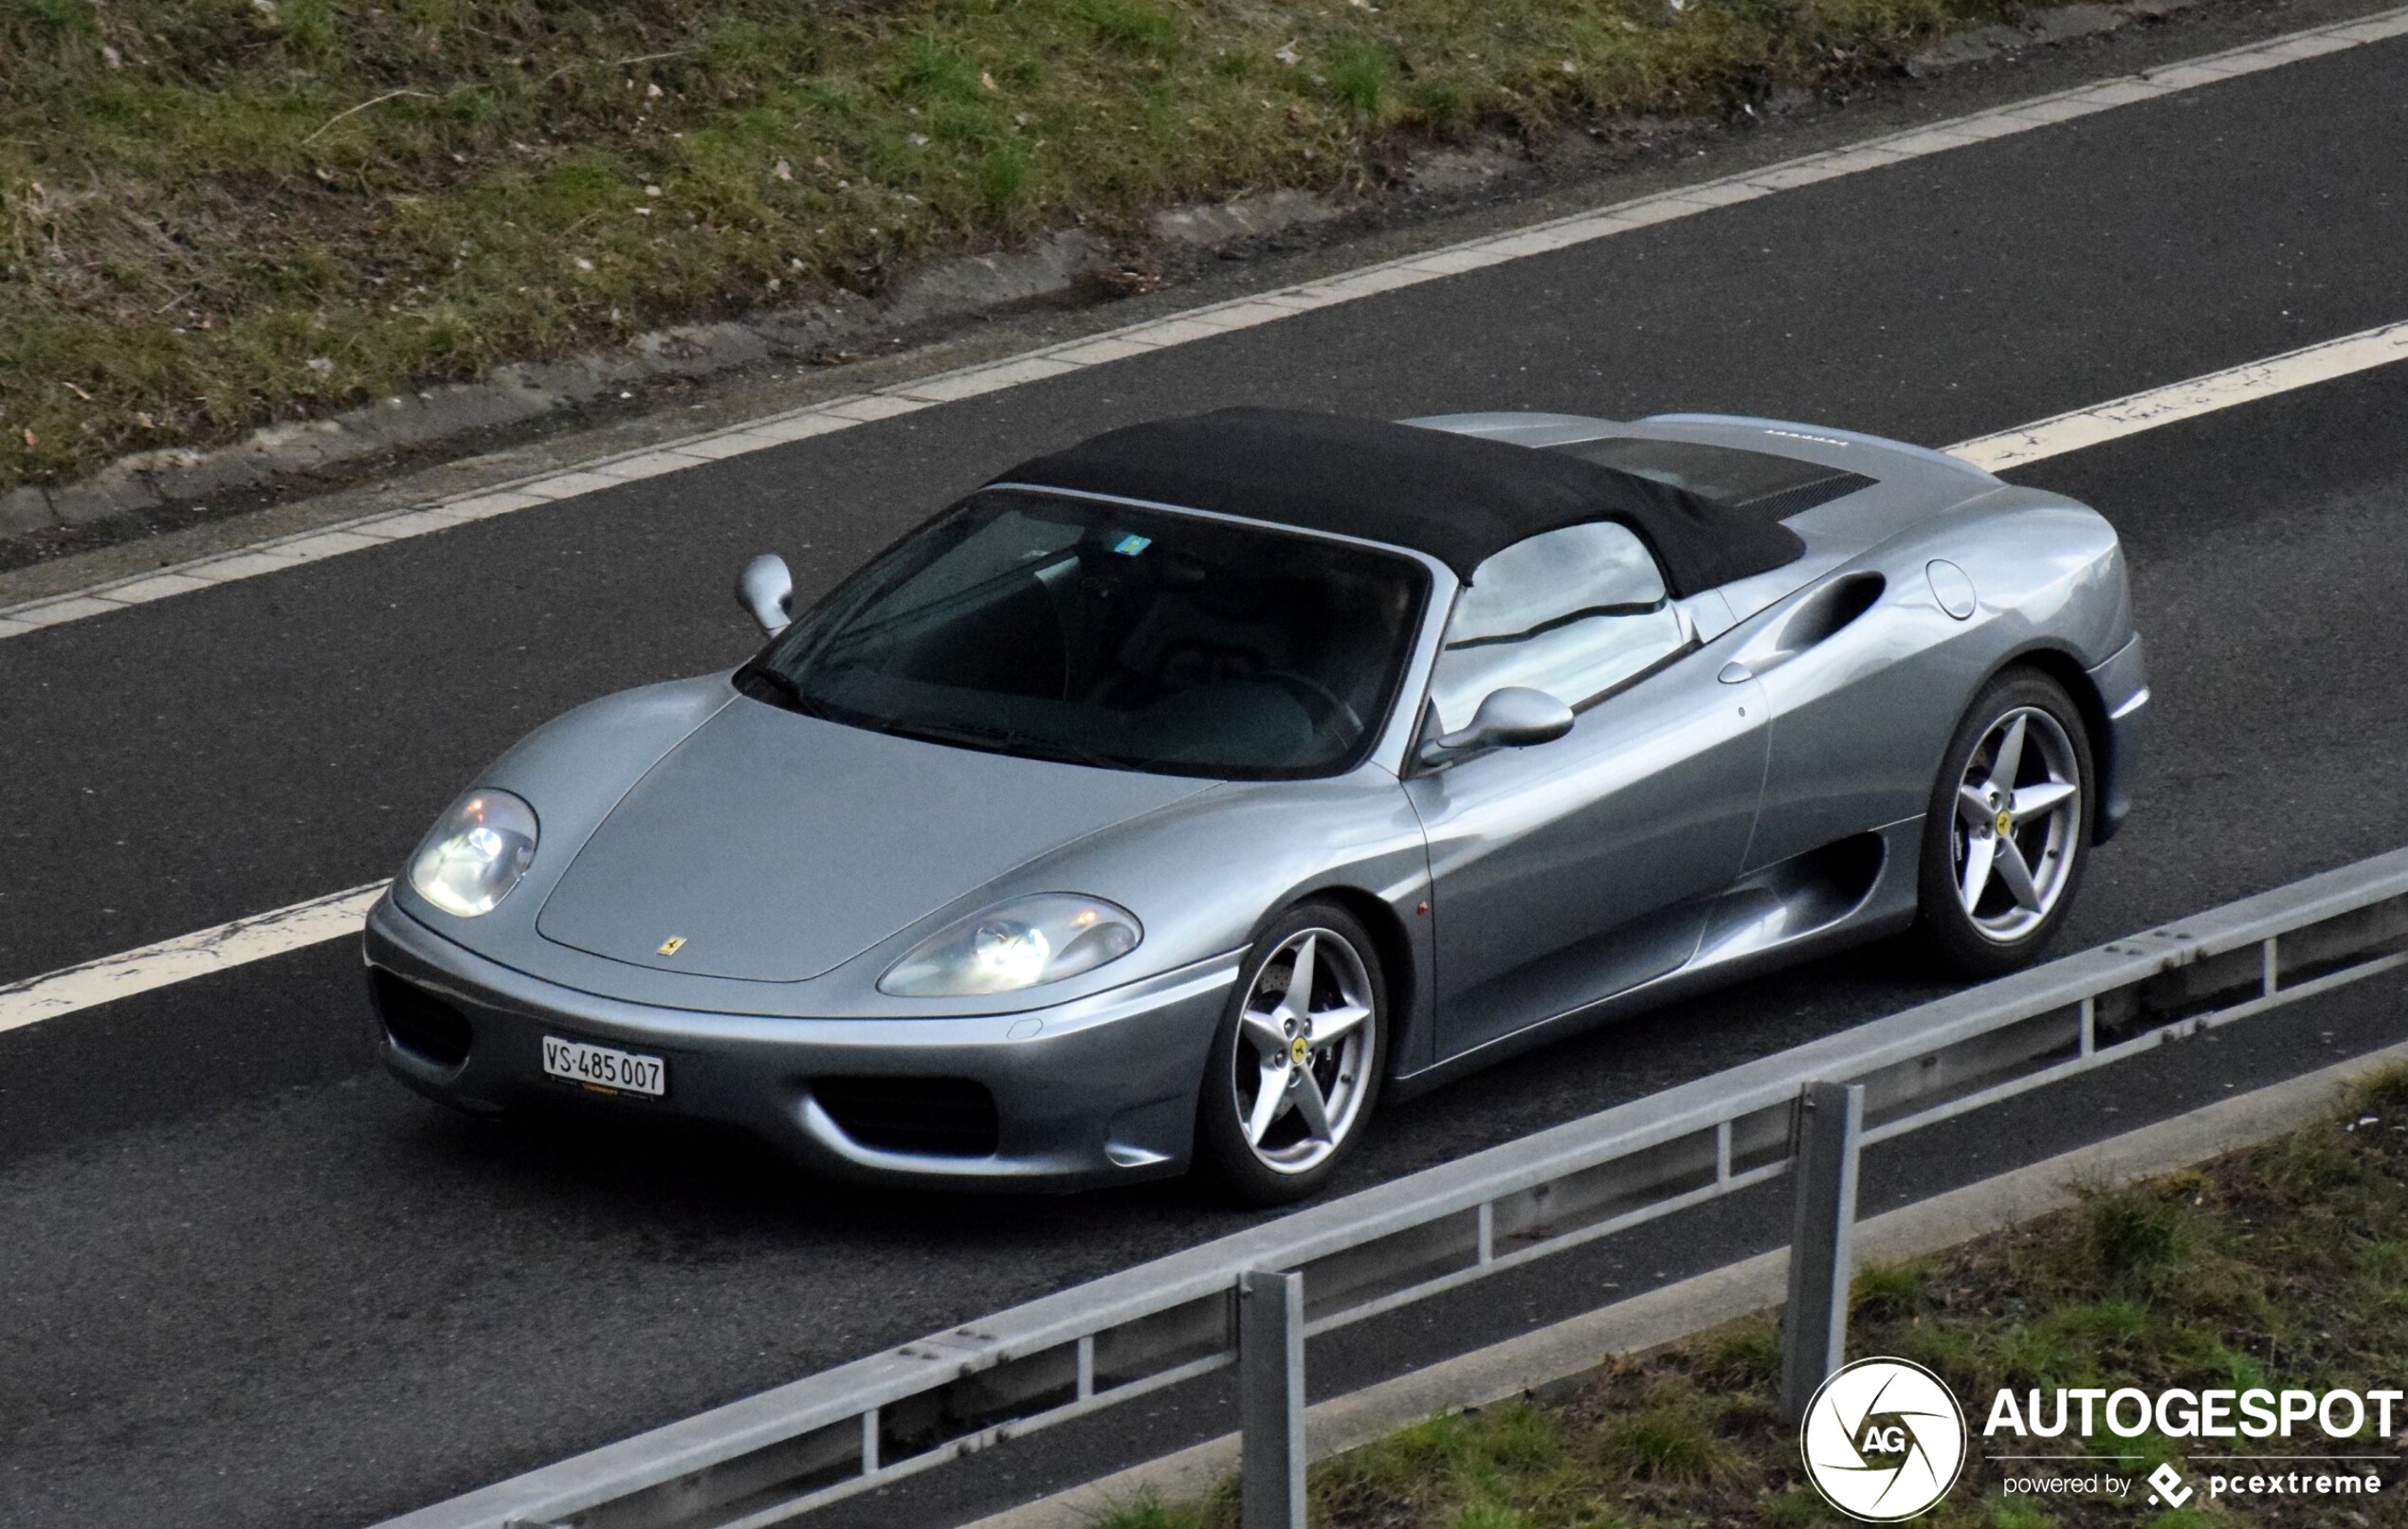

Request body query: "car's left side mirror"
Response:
[738, 554, 794, 637]
[1416, 686, 1576, 767]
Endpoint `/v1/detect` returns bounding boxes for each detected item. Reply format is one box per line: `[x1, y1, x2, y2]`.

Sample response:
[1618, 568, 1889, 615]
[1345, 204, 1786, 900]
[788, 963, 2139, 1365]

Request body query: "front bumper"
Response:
[363, 897, 1236, 1190]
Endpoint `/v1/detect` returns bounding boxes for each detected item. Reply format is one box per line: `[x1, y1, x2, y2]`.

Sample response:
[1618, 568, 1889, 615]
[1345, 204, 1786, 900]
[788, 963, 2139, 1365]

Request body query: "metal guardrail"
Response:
[382, 846, 2408, 1529]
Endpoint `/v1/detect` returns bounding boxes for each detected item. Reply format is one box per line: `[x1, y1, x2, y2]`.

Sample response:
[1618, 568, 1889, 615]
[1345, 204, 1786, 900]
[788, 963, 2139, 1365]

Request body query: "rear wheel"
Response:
[1912, 669, 2094, 978]
[1193, 901, 1387, 1206]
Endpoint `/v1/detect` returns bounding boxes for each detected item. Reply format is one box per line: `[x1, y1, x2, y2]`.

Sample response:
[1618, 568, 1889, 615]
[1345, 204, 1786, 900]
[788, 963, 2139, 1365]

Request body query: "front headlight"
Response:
[879, 894, 1142, 997]
[407, 789, 538, 918]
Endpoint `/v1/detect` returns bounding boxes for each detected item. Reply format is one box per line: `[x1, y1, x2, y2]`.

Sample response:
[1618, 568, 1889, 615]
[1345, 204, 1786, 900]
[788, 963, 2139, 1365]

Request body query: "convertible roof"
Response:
[989, 407, 1805, 594]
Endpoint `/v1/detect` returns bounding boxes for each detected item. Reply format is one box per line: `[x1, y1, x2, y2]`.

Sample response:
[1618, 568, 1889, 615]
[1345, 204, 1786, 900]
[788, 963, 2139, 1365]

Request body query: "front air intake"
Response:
[812, 1077, 1000, 1157]
[369, 969, 473, 1068]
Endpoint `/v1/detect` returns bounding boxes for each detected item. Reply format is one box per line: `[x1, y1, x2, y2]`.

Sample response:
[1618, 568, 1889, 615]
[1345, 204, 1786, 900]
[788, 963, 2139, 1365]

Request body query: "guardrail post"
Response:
[1779, 1080, 1865, 1425]
[1239, 1268, 1306, 1529]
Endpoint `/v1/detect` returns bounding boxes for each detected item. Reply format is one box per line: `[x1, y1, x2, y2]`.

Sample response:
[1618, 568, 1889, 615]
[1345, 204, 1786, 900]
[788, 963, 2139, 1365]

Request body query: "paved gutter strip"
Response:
[961, 1038, 2408, 1529]
[4, 2, 2406, 645]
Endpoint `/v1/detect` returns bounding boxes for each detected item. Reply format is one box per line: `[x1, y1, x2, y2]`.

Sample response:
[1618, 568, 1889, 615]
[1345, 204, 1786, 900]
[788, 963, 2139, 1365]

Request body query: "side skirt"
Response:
[1386, 816, 1923, 1102]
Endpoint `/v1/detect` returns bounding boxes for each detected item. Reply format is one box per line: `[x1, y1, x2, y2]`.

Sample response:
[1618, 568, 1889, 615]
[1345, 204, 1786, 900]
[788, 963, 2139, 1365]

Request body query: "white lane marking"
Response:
[10, 305, 2408, 1031]
[4, 5, 2404, 641]
[9, 311, 2408, 1031]
[1948, 319, 2408, 470]
[0, 883, 388, 1035]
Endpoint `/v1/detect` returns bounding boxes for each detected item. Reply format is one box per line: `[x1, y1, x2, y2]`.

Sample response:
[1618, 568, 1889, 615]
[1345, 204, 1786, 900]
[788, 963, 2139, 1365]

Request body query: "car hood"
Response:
[534, 699, 1213, 982]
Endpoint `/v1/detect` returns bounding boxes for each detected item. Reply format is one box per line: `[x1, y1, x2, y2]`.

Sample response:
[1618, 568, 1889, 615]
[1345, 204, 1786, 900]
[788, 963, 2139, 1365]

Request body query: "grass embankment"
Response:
[1103, 1072, 2408, 1528]
[0, 0, 2022, 493]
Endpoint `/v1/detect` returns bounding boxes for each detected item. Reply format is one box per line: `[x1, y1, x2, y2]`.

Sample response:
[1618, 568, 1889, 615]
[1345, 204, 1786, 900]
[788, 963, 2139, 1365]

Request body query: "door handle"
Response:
[1718, 661, 1753, 684]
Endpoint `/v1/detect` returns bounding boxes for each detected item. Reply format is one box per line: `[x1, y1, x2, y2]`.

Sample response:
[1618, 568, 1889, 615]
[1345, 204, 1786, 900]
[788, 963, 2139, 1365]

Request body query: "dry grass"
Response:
[0, 0, 2021, 490]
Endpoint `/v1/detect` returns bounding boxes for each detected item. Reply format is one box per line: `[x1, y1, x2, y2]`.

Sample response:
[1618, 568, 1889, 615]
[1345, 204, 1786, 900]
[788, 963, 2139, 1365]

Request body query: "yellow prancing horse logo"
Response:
[1994, 809, 2015, 839]
[1289, 1036, 1310, 1066]
[658, 936, 687, 956]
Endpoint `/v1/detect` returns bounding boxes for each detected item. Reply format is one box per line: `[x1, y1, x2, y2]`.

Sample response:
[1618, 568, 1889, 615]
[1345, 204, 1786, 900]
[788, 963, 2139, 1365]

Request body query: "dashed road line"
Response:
[0, 883, 387, 1035]
[2, 3, 2403, 644]
[1945, 319, 2408, 470]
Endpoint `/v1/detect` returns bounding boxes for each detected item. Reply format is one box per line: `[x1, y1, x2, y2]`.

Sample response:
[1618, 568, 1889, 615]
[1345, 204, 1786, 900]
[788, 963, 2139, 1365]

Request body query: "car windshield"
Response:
[739, 489, 1430, 778]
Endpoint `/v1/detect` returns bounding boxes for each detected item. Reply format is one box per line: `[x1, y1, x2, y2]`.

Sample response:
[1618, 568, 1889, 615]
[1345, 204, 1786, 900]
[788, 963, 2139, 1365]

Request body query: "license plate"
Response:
[541, 1036, 666, 1098]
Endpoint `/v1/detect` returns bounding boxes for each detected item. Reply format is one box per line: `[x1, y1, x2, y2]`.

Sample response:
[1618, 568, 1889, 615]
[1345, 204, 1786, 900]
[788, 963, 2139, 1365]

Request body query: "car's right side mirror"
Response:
[738, 554, 794, 637]
[1416, 686, 1576, 767]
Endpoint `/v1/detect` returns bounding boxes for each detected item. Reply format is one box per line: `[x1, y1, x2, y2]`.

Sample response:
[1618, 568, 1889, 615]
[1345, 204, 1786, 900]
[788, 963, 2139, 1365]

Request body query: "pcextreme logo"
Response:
[1800, 1357, 1970, 1521]
[2146, 1462, 2196, 1506]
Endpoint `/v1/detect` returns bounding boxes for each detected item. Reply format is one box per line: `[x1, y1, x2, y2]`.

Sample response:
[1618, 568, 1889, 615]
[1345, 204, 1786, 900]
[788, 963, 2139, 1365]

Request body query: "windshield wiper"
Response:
[734, 662, 829, 719]
[888, 719, 1128, 772]
[740, 673, 1127, 769]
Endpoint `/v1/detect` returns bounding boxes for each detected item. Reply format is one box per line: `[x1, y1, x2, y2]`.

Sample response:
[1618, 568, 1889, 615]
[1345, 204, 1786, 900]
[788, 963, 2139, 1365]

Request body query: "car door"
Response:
[1725, 568, 1962, 874]
[1402, 523, 1770, 1060]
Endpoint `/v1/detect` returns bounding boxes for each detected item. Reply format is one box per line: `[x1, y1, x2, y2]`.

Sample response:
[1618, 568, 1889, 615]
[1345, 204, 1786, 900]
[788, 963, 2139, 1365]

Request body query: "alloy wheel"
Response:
[1230, 928, 1377, 1174]
[1951, 705, 2083, 943]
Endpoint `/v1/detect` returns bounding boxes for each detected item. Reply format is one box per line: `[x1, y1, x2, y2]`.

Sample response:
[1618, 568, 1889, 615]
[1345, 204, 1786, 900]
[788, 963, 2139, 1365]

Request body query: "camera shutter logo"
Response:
[1800, 1357, 1968, 1520]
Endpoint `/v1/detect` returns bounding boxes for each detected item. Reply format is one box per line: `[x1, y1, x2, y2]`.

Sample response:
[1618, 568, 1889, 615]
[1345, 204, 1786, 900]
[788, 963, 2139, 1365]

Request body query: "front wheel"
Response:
[1911, 669, 2095, 979]
[1193, 902, 1387, 1206]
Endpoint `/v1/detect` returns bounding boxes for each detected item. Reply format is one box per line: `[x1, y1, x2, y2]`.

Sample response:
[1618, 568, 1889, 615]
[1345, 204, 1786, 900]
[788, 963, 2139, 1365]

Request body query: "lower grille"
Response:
[812, 1077, 999, 1157]
[370, 970, 473, 1068]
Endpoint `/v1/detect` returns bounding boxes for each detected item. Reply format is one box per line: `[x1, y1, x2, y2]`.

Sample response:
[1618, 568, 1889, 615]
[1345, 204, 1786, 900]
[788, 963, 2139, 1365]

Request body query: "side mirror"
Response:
[738, 554, 794, 637]
[1417, 686, 1575, 767]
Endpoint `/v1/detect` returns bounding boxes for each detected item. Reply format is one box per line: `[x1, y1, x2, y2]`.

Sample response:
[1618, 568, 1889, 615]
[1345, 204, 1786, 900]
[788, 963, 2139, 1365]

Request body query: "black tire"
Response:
[1912, 667, 2096, 979]
[1193, 901, 1389, 1207]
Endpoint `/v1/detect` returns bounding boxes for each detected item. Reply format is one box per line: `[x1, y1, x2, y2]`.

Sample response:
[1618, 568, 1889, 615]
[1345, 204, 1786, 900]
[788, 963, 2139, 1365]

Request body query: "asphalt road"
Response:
[4, 20, 2406, 1529]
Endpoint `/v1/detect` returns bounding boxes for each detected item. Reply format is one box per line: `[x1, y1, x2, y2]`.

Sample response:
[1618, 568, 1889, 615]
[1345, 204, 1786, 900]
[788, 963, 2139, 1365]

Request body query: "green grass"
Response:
[1595, 1399, 1740, 1483]
[0, 0, 2028, 492]
[1092, 1068, 2408, 1528]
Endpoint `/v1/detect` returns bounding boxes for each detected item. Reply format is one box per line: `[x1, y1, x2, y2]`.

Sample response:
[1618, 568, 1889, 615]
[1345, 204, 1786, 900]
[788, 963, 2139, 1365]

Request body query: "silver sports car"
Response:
[364, 407, 2145, 1202]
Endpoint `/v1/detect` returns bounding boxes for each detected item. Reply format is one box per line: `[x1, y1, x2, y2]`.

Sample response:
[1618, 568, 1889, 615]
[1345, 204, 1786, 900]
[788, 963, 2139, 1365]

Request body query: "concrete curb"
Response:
[960, 1038, 2408, 1529]
[11, 0, 2407, 643]
[0, 0, 2166, 548]
[0, 205, 1322, 547]
[2, 0, 2199, 522]
[0, 228, 1121, 539]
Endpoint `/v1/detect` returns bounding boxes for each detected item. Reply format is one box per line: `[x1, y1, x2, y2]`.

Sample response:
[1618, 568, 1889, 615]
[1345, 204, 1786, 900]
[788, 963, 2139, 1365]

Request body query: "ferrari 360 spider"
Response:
[364, 407, 2145, 1201]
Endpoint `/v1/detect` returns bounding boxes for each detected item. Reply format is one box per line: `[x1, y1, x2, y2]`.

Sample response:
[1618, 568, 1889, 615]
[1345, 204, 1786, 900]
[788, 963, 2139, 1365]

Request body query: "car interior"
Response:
[772, 495, 1427, 777]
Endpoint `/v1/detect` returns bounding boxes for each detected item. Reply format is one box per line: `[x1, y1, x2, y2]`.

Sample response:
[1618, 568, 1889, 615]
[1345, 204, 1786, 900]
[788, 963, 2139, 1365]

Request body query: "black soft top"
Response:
[990, 407, 1805, 594]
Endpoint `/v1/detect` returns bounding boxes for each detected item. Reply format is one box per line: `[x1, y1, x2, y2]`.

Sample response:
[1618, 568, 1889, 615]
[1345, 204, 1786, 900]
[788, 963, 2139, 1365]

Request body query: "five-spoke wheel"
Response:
[1195, 901, 1386, 1204]
[1951, 706, 2082, 940]
[1915, 669, 2094, 976]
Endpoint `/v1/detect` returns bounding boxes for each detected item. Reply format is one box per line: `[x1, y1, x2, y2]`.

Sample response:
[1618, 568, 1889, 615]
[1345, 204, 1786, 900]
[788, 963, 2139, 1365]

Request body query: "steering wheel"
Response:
[1261, 669, 1363, 737]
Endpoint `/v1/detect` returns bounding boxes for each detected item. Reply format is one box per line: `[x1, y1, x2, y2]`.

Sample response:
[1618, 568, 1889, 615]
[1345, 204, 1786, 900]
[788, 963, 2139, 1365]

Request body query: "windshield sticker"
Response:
[1111, 534, 1153, 556]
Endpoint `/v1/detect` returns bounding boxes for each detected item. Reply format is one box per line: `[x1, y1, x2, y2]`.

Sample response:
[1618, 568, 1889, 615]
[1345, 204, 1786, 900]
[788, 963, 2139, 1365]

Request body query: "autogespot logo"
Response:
[1801, 1357, 1970, 1521]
